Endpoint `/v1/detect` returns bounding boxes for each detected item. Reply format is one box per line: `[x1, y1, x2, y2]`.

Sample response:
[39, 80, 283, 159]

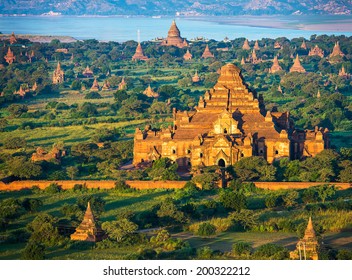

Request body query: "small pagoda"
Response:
[240, 57, 245, 65]
[290, 217, 319, 260]
[269, 56, 282, 73]
[316, 90, 321, 98]
[82, 66, 94, 77]
[289, 54, 306, 73]
[118, 77, 127, 90]
[132, 43, 149, 61]
[70, 202, 105, 242]
[9, 32, 17, 44]
[192, 71, 200, 83]
[242, 38, 250, 50]
[274, 41, 282, 49]
[338, 66, 351, 79]
[52, 62, 64, 84]
[31, 82, 38, 92]
[183, 49, 193, 60]
[301, 39, 307, 50]
[90, 78, 100, 91]
[102, 80, 111, 90]
[308, 45, 324, 58]
[143, 85, 159, 98]
[254, 40, 260, 50]
[201, 45, 214, 58]
[4, 47, 15, 64]
[14, 85, 26, 97]
[330, 41, 345, 58]
[250, 49, 261, 64]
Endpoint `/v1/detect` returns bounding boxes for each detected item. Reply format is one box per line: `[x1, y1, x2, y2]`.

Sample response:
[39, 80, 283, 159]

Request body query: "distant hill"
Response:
[0, 0, 351, 16]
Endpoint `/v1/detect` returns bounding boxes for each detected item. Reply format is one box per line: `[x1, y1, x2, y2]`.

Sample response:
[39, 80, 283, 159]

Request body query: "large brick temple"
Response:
[133, 63, 329, 168]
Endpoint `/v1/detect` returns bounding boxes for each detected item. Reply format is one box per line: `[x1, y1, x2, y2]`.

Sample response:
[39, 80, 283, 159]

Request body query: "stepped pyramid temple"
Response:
[183, 49, 193, 60]
[52, 62, 64, 84]
[132, 43, 149, 61]
[290, 217, 319, 260]
[90, 78, 100, 91]
[290, 55, 306, 73]
[143, 85, 159, 98]
[269, 56, 283, 73]
[161, 20, 188, 48]
[4, 47, 15, 64]
[330, 41, 344, 58]
[70, 202, 104, 242]
[201, 45, 214, 58]
[242, 39, 250, 50]
[133, 64, 329, 168]
[82, 66, 93, 77]
[308, 45, 324, 58]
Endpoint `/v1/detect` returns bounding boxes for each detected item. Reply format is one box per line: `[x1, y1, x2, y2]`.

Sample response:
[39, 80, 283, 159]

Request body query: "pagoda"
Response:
[102, 80, 111, 90]
[192, 71, 200, 83]
[274, 41, 282, 49]
[289, 55, 306, 73]
[161, 20, 188, 48]
[183, 49, 193, 60]
[90, 78, 100, 91]
[301, 39, 307, 50]
[9, 32, 17, 44]
[4, 47, 15, 64]
[250, 49, 261, 64]
[201, 45, 214, 59]
[82, 66, 94, 77]
[133, 63, 328, 167]
[132, 43, 149, 61]
[330, 41, 345, 58]
[31, 82, 38, 92]
[143, 85, 159, 98]
[316, 90, 321, 98]
[240, 57, 245, 65]
[269, 56, 283, 73]
[254, 40, 260, 50]
[52, 62, 64, 84]
[242, 39, 250, 50]
[290, 217, 319, 260]
[118, 77, 127, 90]
[338, 66, 351, 79]
[14, 85, 26, 97]
[308, 45, 324, 58]
[278, 85, 283, 94]
[70, 202, 105, 242]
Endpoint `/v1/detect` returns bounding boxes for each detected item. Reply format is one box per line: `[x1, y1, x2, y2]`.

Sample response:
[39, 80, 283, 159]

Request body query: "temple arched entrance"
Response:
[218, 158, 226, 167]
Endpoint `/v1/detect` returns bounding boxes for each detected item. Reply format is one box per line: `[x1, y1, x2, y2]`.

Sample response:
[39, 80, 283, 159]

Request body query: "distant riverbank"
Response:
[0, 15, 351, 42]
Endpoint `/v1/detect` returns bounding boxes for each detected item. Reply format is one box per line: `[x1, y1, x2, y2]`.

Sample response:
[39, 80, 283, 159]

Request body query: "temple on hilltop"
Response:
[133, 63, 329, 168]
[70, 202, 105, 242]
[52, 62, 64, 84]
[4, 47, 15, 64]
[143, 85, 159, 98]
[183, 49, 193, 60]
[9, 32, 17, 44]
[90, 78, 100, 91]
[132, 43, 149, 61]
[269, 56, 283, 73]
[290, 55, 306, 73]
[290, 217, 320, 260]
[201, 45, 214, 58]
[161, 20, 188, 48]
[308, 45, 324, 58]
[82, 66, 93, 77]
[242, 39, 250, 50]
[330, 41, 344, 58]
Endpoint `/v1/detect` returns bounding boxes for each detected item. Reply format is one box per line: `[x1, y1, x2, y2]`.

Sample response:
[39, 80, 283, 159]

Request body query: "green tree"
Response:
[157, 198, 186, 224]
[316, 185, 336, 203]
[282, 191, 299, 207]
[147, 158, 180, 181]
[9, 157, 42, 179]
[232, 241, 252, 257]
[27, 213, 61, 246]
[197, 222, 216, 237]
[7, 104, 28, 117]
[21, 241, 45, 260]
[3, 137, 26, 149]
[66, 166, 79, 180]
[219, 190, 247, 211]
[102, 218, 138, 242]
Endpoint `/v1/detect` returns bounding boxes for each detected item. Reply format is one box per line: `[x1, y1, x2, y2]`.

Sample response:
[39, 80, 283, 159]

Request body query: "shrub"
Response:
[197, 222, 216, 237]
[196, 246, 213, 259]
[232, 241, 252, 257]
[3, 137, 26, 149]
[219, 190, 247, 211]
[85, 92, 102, 99]
[45, 183, 62, 194]
[253, 243, 289, 260]
[21, 241, 45, 260]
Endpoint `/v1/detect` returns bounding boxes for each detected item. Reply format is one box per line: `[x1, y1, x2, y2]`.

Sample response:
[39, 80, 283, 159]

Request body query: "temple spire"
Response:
[290, 54, 306, 73]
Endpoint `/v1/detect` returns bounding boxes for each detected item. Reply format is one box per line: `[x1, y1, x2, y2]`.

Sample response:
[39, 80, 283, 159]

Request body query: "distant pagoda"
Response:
[82, 66, 94, 77]
[250, 49, 261, 64]
[118, 77, 127, 90]
[183, 49, 193, 60]
[192, 71, 200, 83]
[242, 38, 250, 50]
[143, 85, 159, 98]
[308, 45, 324, 58]
[4, 47, 15, 64]
[290, 54, 306, 73]
[330, 41, 345, 58]
[274, 41, 282, 49]
[269, 56, 282, 73]
[161, 20, 188, 48]
[132, 43, 149, 61]
[9, 32, 17, 45]
[52, 62, 64, 84]
[102, 80, 111, 90]
[254, 40, 260, 50]
[70, 202, 105, 242]
[290, 217, 319, 260]
[240, 57, 245, 65]
[14, 85, 26, 97]
[316, 90, 321, 98]
[90, 78, 100, 91]
[338, 65, 350, 79]
[201, 44, 214, 58]
[32, 82, 38, 92]
[301, 39, 307, 50]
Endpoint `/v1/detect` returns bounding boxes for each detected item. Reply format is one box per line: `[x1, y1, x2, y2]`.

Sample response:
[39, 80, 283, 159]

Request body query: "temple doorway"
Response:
[218, 158, 226, 167]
